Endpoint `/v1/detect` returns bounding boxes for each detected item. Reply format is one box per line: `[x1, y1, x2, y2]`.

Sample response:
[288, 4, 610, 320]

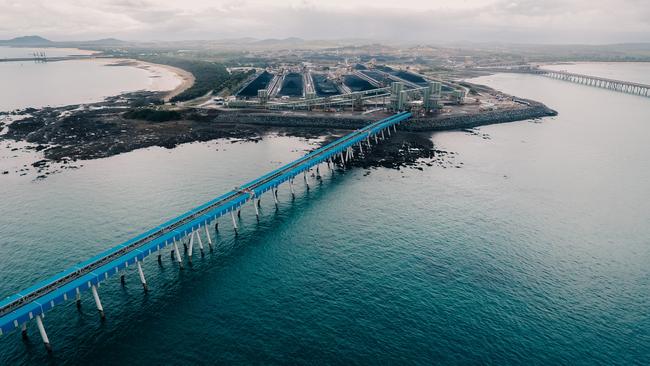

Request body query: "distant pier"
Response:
[538, 69, 650, 97]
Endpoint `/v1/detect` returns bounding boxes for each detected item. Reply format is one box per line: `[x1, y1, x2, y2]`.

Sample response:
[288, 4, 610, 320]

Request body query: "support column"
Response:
[35, 315, 52, 353]
[136, 260, 148, 292]
[290, 179, 295, 197]
[91, 284, 105, 319]
[253, 197, 260, 217]
[273, 188, 279, 206]
[188, 231, 195, 260]
[173, 238, 183, 269]
[204, 225, 213, 251]
[196, 230, 205, 257]
[21, 323, 28, 340]
[157, 249, 162, 265]
[231, 210, 238, 233]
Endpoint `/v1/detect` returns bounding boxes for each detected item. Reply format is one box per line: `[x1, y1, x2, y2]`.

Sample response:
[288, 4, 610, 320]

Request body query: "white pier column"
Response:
[204, 225, 213, 251]
[387, 127, 391, 137]
[188, 230, 195, 259]
[253, 197, 260, 217]
[75, 289, 81, 309]
[374, 134, 378, 144]
[136, 260, 148, 292]
[91, 284, 105, 319]
[173, 238, 183, 269]
[273, 188, 279, 206]
[381, 130, 385, 139]
[196, 230, 205, 256]
[359, 142, 363, 154]
[21, 323, 28, 340]
[290, 179, 295, 197]
[35, 315, 52, 353]
[231, 210, 238, 232]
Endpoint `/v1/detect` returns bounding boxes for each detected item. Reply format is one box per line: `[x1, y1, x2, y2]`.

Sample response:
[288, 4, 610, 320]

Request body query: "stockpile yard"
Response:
[344, 75, 375, 92]
[393, 70, 429, 86]
[237, 71, 274, 97]
[360, 70, 392, 85]
[312, 74, 340, 97]
[279, 72, 304, 97]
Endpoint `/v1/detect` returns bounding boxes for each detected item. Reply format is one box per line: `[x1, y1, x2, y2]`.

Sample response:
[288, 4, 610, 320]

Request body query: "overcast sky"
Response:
[1, 0, 649, 44]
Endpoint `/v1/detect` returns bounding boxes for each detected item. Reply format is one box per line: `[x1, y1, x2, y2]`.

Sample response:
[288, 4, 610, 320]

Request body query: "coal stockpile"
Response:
[279, 73, 304, 97]
[361, 70, 391, 85]
[312, 74, 340, 97]
[344, 75, 375, 92]
[394, 71, 428, 85]
[374, 65, 394, 72]
[237, 71, 274, 97]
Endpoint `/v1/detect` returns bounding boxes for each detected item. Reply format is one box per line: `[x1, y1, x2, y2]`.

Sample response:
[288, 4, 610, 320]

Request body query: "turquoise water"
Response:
[1, 64, 649, 364]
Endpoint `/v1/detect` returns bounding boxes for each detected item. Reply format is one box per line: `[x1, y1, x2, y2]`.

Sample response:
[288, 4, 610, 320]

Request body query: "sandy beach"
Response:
[105, 58, 195, 101]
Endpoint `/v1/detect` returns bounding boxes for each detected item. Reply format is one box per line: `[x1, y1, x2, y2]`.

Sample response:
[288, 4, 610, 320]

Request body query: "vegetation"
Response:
[125, 55, 238, 102]
[124, 108, 181, 122]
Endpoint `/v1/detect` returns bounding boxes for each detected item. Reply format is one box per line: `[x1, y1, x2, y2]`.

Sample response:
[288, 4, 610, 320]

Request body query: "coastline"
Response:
[104, 58, 195, 101]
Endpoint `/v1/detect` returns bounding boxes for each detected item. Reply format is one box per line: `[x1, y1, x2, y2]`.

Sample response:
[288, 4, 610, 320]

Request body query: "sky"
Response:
[1, 0, 649, 44]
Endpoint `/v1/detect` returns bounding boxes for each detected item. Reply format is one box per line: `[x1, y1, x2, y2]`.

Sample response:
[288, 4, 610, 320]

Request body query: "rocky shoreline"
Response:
[0, 90, 556, 177]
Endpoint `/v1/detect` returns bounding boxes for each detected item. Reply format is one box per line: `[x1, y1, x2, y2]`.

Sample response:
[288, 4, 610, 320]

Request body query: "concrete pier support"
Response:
[120, 272, 126, 286]
[204, 225, 213, 251]
[91, 285, 105, 319]
[21, 323, 28, 340]
[253, 197, 260, 217]
[188, 231, 195, 259]
[381, 130, 385, 139]
[136, 261, 148, 292]
[231, 211, 238, 233]
[173, 238, 183, 269]
[35, 315, 52, 353]
[75, 290, 81, 309]
[196, 231, 205, 257]
[290, 179, 295, 197]
[273, 188, 279, 206]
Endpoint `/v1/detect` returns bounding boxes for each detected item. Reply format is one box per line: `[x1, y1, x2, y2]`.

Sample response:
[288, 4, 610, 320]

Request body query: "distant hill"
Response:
[0, 35, 54, 46]
[0, 35, 128, 47]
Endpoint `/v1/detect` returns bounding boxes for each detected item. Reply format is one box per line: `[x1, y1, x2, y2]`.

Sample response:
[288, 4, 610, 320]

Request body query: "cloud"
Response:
[0, 0, 648, 43]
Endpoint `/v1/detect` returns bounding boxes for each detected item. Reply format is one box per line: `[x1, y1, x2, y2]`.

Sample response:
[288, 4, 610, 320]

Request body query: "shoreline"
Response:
[0, 88, 556, 179]
[104, 58, 195, 101]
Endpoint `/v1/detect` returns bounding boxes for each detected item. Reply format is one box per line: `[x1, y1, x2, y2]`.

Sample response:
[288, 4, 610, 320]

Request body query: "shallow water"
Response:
[0, 47, 181, 112]
[0, 63, 649, 364]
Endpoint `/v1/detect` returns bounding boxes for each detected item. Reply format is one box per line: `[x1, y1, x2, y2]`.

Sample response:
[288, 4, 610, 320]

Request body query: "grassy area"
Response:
[124, 55, 253, 102]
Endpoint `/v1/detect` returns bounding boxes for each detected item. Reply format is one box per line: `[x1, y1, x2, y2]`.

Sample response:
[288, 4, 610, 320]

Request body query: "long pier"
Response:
[540, 69, 650, 97]
[0, 112, 412, 353]
[481, 66, 650, 98]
